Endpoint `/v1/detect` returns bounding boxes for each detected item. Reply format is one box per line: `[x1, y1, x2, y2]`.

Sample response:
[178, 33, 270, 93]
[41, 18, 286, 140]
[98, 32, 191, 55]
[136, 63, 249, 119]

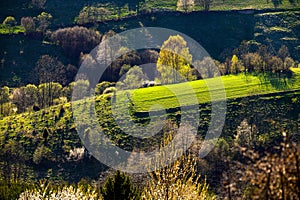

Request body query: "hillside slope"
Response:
[1, 71, 300, 181]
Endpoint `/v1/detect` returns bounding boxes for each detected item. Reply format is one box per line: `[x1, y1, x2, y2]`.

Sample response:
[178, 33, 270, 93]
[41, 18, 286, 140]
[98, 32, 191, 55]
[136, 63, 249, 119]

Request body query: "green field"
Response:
[116, 68, 300, 112]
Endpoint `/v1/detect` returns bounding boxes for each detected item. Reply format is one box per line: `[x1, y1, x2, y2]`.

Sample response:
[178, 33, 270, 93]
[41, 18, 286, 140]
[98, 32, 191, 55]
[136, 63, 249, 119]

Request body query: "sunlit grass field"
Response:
[120, 68, 300, 111]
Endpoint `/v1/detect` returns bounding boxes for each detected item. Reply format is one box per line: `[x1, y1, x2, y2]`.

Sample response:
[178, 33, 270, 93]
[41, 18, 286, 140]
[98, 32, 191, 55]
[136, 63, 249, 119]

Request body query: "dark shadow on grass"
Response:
[255, 70, 295, 91]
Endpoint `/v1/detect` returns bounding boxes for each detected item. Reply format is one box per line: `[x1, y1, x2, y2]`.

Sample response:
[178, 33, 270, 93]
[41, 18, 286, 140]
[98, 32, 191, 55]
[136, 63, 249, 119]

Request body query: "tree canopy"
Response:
[157, 35, 195, 84]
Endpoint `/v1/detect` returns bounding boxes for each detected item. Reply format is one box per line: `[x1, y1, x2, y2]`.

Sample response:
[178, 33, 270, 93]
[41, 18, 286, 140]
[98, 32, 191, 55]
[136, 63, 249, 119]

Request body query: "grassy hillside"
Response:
[125, 68, 300, 111]
[1, 71, 300, 182]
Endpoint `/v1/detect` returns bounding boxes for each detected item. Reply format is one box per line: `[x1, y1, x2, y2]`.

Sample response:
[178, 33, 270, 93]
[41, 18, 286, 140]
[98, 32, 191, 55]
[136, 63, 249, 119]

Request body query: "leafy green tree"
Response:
[71, 79, 90, 101]
[121, 66, 147, 89]
[119, 64, 131, 77]
[24, 84, 38, 109]
[2, 16, 17, 34]
[77, 6, 111, 24]
[195, 57, 219, 78]
[100, 171, 140, 200]
[0, 86, 10, 115]
[157, 35, 194, 84]
[35, 12, 52, 32]
[95, 81, 115, 95]
[38, 82, 62, 108]
[230, 55, 243, 74]
[2, 16, 17, 26]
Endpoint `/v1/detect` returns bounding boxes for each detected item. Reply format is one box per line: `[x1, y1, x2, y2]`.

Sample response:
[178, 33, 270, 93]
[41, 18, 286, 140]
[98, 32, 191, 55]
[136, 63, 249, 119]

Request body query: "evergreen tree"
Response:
[100, 171, 141, 200]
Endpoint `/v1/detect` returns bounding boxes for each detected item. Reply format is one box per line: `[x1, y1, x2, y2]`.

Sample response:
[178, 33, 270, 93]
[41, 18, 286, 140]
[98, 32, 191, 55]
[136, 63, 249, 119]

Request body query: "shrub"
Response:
[0, 181, 30, 200]
[35, 12, 52, 33]
[33, 145, 52, 164]
[95, 82, 115, 95]
[142, 154, 216, 200]
[18, 180, 100, 200]
[100, 171, 140, 200]
[2, 16, 17, 26]
[21, 17, 35, 34]
[102, 87, 116, 94]
[142, 124, 216, 199]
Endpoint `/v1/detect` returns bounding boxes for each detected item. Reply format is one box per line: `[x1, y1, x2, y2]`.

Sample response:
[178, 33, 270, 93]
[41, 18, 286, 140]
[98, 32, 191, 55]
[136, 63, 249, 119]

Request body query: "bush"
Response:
[21, 17, 35, 34]
[102, 87, 116, 94]
[95, 82, 115, 95]
[33, 145, 52, 164]
[35, 12, 52, 33]
[0, 181, 30, 200]
[100, 171, 140, 200]
[2, 16, 17, 26]
[18, 180, 100, 200]
[142, 154, 216, 200]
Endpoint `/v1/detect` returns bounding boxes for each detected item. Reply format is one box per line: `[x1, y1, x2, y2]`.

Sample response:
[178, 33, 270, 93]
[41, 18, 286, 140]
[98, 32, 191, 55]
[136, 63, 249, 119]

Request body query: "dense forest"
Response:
[1, 0, 300, 199]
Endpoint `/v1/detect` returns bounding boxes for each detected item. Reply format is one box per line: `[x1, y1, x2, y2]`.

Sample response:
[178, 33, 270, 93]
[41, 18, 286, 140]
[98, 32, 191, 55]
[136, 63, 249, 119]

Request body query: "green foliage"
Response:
[2, 16, 17, 26]
[35, 12, 52, 33]
[121, 66, 147, 89]
[95, 81, 116, 95]
[0, 86, 10, 115]
[100, 171, 140, 200]
[0, 17, 23, 35]
[76, 6, 112, 24]
[0, 181, 31, 200]
[157, 35, 195, 84]
[71, 79, 90, 100]
[231, 54, 244, 74]
[33, 144, 52, 164]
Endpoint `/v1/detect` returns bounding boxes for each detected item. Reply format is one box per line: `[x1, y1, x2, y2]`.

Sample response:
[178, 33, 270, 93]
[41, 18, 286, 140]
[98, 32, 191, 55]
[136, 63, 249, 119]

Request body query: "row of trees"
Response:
[0, 78, 119, 117]
[217, 45, 297, 76]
